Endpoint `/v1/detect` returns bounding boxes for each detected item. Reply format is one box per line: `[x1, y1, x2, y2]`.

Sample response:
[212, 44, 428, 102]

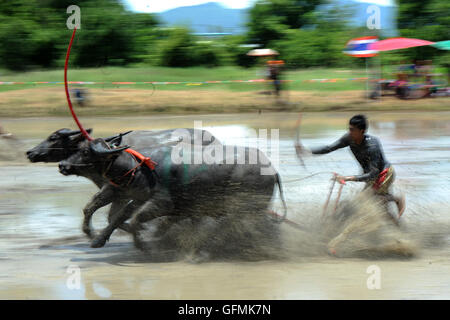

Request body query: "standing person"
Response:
[296, 114, 405, 218]
[72, 88, 87, 107]
[266, 60, 284, 97]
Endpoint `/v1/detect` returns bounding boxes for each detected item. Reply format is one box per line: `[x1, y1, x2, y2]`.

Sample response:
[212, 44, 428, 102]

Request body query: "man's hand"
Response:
[335, 174, 355, 184]
[295, 142, 312, 157]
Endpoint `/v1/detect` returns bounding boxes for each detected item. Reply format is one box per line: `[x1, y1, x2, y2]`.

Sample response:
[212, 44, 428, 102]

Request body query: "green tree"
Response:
[268, 3, 354, 68]
[131, 12, 160, 63]
[0, 18, 38, 70]
[247, 0, 323, 47]
[0, 0, 160, 70]
[159, 28, 197, 67]
[69, 1, 140, 67]
[397, 0, 449, 40]
[396, 0, 449, 62]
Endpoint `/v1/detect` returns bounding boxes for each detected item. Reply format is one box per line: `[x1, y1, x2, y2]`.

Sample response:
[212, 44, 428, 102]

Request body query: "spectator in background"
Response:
[266, 60, 284, 97]
[424, 75, 437, 97]
[72, 88, 87, 107]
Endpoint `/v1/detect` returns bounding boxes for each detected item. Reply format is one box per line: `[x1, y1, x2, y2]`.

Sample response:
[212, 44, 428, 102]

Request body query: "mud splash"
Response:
[281, 191, 450, 261]
[129, 190, 449, 263]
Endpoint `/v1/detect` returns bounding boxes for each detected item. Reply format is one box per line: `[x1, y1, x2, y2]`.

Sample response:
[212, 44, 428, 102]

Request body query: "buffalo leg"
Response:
[82, 185, 116, 238]
[129, 192, 174, 250]
[108, 200, 132, 233]
[91, 200, 142, 248]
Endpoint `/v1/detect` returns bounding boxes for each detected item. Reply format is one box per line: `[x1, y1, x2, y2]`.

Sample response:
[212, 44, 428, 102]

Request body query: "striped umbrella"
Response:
[431, 40, 450, 50]
[369, 37, 435, 51]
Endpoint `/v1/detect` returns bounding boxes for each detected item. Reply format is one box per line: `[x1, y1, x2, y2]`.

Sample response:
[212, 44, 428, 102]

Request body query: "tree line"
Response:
[0, 0, 448, 71]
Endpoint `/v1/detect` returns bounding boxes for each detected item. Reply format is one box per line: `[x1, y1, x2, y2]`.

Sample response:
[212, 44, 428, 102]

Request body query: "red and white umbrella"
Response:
[247, 48, 279, 57]
[369, 37, 435, 52]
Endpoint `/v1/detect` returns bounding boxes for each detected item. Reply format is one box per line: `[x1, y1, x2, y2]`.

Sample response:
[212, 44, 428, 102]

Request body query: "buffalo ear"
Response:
[69, 129, 92, 143]
[108, 136, 122, 148]
[58, 128, 80, 137]
[69, 132, 87, 143]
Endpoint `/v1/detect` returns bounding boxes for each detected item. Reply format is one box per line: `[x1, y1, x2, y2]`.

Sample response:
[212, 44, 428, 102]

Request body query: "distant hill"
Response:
[157, 2, 247, 34]
[157, 1, 397, 36]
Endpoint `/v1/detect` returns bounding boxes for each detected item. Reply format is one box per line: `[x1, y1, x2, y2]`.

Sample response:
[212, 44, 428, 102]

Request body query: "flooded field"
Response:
[0, 112, 449, 299]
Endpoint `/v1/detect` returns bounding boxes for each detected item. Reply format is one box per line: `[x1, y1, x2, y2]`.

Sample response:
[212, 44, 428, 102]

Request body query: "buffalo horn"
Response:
[104, 130, 133, 143]
[90, 141, 130, 156]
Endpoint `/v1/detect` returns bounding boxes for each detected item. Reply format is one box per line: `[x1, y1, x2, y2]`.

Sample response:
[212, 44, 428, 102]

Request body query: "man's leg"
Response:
[384, 192, 405, 218]
[327, 182, 401, 255]
[376, 167, 405, 218]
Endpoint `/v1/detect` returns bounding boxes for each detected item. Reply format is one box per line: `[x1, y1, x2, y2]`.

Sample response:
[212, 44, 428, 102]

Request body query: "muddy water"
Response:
[1, 112, 449, 299]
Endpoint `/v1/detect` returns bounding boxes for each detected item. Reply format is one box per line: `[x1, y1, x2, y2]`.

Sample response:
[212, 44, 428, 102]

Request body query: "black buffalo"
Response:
[59, 137, 287, 251]
[26, 128, 220, 237]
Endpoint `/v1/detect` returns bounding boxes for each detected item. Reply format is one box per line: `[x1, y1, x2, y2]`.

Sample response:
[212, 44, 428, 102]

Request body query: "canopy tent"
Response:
[342, 36, 448, 100]
[369, 37, 435, 52]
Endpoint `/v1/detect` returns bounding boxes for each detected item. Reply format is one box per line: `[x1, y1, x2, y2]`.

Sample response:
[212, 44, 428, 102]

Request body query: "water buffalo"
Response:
[59, 138, 287, 250]
[26, 128, 220, 237]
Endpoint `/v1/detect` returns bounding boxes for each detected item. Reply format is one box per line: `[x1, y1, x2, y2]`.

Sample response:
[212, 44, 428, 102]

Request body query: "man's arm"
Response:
[350, 165, 380, 182]
[343, 146, 383, 182]
[310, 134, 350, 155]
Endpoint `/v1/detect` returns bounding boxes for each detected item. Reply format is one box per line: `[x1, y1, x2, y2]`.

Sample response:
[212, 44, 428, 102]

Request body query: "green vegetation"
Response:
[0, 0, 448, 72]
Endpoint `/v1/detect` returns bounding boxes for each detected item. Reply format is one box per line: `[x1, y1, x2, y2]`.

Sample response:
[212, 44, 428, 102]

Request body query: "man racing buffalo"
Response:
[296, 114, 405, 219]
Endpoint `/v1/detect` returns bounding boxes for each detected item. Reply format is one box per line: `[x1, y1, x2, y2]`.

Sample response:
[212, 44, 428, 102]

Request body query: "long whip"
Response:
[64, 27, 93, 141]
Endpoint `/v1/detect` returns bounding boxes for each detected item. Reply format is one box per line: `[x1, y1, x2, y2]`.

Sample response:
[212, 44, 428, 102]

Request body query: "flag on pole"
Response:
[343, 36, 378, 58]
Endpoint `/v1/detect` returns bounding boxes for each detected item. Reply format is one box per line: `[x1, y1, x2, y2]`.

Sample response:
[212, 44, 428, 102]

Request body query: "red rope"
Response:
[64, 28, 160, 184]
[64, 27, 92, 141]
[125, 148, 157, 170]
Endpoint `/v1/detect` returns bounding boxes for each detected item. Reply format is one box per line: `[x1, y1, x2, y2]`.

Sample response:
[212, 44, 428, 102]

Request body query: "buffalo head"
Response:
[26, 129, 132, 163]
[59, 138, 129, 176]
[26, 128, 93, 163]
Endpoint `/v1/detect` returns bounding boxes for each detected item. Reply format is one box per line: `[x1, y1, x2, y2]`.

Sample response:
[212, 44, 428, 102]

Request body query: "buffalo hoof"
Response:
[82, 225, 95, 239]
[90, 236, 107, 248]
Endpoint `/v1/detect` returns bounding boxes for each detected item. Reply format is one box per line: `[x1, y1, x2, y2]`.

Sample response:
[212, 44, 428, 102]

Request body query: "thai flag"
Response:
[343, 36, 378, 57]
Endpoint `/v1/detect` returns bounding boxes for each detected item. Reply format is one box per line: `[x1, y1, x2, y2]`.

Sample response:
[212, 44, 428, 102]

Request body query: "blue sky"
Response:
[123, 0, 396, 13]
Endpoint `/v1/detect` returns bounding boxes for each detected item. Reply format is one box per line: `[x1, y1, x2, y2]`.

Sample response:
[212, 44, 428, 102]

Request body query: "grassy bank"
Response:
[0, 67, 448, 117]
[1, 87, 449, 118]
[0, 66, 368, 93]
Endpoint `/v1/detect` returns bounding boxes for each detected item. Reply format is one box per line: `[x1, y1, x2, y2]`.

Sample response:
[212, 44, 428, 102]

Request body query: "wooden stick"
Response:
[333, 183, 345, 215]
[322, 176, 336, 218]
